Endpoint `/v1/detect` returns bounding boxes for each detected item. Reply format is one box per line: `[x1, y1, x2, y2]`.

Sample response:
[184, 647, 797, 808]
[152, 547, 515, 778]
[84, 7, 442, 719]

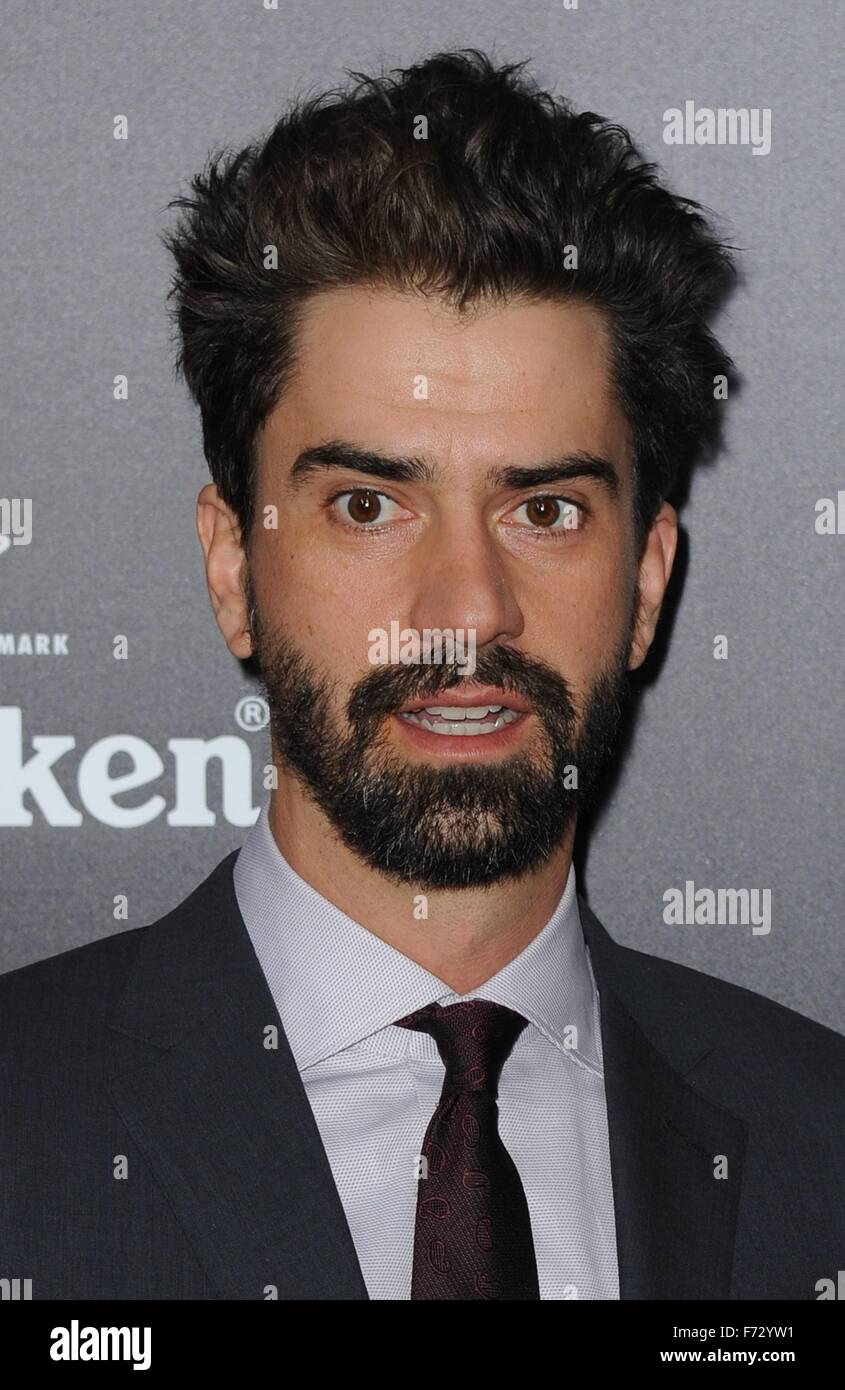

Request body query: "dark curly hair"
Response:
[163, 48, 736, 558]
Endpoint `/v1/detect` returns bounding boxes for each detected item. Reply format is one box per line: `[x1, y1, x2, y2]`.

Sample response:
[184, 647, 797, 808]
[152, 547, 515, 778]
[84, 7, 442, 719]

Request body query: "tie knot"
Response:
[394, 998, 529, 1096]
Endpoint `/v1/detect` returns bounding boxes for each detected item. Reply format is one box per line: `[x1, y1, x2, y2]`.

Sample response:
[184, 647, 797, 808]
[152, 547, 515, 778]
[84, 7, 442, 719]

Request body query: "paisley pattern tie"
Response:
[394, 997, 541, 1299]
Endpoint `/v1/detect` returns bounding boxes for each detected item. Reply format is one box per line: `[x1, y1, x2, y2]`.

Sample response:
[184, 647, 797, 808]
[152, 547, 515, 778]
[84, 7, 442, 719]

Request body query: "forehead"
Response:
[261, 285, 631, 477]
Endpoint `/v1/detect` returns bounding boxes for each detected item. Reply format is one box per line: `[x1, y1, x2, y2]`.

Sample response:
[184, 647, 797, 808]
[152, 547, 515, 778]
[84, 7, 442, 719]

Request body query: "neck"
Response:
[266, 769, 576, 995]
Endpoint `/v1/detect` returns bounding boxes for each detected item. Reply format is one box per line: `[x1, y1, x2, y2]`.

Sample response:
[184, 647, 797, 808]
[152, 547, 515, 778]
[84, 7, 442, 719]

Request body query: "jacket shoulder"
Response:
[0, 921, 146, 1029]
[580, 898, 845, 1102]
[628, 938, 844, 1057]
[0, 850, 238, 1055]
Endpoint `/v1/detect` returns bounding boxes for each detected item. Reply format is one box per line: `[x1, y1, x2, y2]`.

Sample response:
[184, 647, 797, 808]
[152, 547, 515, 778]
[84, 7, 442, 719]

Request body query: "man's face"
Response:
[245, 287, 655, 889]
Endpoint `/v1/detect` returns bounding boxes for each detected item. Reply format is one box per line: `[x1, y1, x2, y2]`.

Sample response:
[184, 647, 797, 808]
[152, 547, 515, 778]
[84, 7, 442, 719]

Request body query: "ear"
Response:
[628, 501, 678, 670]
[196, 483, 253, 659]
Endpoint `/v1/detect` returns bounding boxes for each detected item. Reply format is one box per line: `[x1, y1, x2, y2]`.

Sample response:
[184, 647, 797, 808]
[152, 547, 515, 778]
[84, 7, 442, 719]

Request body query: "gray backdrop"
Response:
[1, 0, 843, 1032]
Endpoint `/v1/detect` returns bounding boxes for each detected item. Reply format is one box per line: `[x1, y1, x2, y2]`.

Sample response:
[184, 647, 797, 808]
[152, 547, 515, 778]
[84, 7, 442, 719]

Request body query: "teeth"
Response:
[422, 704, 503, 720]
[399, 708, 521, 736]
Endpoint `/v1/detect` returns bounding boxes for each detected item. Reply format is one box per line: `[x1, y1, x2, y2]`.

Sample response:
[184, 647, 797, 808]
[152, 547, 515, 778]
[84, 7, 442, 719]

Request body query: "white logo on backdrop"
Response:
[0, 704, 268, 828]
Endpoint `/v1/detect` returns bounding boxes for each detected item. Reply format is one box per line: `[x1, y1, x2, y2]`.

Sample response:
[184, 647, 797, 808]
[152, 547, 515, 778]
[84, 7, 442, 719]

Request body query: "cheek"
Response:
[530, 557, 632, 678]
[260, 545, 377, 677]
[271, 522, 418, 652]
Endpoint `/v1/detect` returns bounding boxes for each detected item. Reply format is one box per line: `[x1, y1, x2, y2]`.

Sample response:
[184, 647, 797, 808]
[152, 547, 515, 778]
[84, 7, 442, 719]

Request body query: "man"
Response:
[2, 49, 843, 1302]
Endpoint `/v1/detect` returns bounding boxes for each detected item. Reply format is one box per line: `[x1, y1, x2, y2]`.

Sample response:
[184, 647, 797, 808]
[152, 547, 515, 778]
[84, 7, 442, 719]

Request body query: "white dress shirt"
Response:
[233, 801, 619, 1299]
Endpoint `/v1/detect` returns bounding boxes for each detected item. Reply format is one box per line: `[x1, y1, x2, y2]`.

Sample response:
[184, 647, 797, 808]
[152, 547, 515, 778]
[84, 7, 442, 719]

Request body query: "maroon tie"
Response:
[394, 997, 541, 1300]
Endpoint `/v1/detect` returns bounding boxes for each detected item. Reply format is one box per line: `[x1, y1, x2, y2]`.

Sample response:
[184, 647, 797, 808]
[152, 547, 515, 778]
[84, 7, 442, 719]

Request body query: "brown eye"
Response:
[346, 489, 382, 523]
[524, 496, 561, 527]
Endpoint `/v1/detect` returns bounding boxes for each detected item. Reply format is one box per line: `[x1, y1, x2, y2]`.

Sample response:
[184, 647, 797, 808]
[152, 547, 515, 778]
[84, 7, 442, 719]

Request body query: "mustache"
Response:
[346, 644, 578, 734]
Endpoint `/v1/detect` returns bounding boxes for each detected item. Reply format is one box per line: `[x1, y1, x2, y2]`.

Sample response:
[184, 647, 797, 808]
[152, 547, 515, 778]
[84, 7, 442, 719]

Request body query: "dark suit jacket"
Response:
[2, 848, 844, 1300]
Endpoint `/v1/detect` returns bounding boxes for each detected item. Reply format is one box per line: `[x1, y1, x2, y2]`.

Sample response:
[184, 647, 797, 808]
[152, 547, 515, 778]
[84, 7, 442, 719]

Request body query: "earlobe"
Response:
[228, 613, 255, 662]
[627, 593, 652, 671]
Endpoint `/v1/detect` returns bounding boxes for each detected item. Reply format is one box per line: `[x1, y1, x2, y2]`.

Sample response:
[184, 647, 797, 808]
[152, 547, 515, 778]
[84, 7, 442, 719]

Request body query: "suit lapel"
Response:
[105, 851, 369, 1300]
[579, 897, 748, 1299]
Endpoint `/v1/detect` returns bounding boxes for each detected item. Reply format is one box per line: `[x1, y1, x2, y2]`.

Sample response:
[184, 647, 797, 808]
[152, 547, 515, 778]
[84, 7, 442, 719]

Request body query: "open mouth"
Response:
[397, 702, 523, 737]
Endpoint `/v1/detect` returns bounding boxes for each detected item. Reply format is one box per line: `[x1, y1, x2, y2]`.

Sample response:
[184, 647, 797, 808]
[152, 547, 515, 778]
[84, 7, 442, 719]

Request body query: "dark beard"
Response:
[246, 587, 634, 890]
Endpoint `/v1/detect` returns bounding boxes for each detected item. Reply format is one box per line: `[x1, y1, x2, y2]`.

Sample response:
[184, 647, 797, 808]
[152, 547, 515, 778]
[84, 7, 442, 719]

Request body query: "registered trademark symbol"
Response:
[235, 695, 269, 732]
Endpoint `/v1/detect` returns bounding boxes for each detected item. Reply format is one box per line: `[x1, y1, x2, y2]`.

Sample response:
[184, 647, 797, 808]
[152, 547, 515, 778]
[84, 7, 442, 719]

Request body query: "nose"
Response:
[406, 510, 525, 653]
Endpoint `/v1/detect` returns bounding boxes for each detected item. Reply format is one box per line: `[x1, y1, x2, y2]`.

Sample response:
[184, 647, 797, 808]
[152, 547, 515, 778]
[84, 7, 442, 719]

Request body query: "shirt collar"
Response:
[233, 801, 602, 1074]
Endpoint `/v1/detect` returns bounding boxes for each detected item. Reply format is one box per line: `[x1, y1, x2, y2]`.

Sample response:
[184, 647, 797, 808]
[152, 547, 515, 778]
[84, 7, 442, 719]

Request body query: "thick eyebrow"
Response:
[488, 453, 620, 497]
[288, 442, 435, 488]
[287, 440, 620, 499]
